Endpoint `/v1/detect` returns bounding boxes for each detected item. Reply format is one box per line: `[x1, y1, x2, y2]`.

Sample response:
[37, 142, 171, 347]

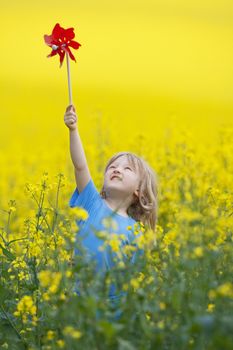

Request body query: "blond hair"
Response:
[100, 152, 159, 231]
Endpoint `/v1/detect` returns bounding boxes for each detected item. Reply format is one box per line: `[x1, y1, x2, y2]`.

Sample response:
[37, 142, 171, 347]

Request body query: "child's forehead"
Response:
[112, 156, 128, 165]
[110, 155, 138, 169]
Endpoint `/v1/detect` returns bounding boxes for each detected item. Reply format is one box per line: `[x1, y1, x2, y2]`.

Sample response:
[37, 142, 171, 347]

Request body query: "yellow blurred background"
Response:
[0, 0, 233, 207]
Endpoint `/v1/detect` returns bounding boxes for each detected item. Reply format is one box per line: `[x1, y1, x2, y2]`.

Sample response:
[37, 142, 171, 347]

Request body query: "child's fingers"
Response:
[66, 104, 73, 110]
[65, 112, 75, 117]
[67, 117, 77, 123]
[65, 116, 77, 123]
[65, 117, 77, 124]
[65, 106, 76, 114]
[65, 111, 76, 118]
[64, 105, 77, 128]
[66, 104, 76, 112]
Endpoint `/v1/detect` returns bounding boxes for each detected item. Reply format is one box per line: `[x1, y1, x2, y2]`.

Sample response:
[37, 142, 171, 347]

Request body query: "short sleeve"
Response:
[69, 178, 100, 212]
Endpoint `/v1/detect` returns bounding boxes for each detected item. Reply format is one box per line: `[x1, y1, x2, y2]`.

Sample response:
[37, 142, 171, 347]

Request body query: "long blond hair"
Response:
[100, 152, 159, 231]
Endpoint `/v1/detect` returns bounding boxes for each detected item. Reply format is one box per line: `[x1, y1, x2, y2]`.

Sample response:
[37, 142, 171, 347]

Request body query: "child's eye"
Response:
[125, 167, 132, 170]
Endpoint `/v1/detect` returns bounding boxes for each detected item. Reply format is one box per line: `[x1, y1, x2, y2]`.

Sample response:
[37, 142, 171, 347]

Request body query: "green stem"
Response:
[6, 210, 11, 236]
[0, 304, 27, 349]
[52, 174, 62, 233]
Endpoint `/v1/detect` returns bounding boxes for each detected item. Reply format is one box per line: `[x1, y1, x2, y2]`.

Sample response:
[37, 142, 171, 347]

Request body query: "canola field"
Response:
[1, 1, 233, 349]
[1, 121, 233, 349]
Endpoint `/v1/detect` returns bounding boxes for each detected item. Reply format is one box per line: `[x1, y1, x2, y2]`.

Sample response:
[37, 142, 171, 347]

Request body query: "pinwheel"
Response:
[44, 23, 81, 104]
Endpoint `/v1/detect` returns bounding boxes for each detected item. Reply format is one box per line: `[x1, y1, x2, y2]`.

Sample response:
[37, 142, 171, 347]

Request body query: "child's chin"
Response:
[109, 181, 122, 186]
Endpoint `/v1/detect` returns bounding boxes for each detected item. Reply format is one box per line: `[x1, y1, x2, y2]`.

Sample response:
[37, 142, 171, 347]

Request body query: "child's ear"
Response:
[134, 189, 139, 197]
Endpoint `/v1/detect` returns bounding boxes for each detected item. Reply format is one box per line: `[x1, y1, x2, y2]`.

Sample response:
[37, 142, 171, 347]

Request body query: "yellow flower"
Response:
[38, 270, 62, 294]
[163, 230, 177, 246]
[107, 234, 121, 253]
[48, 272, 62, 294]
[215, 230, 227, 245]
[11, 257, 27, 269]
[16, 296, 35, 314]
[156, 224, 164, 234]
[130, 273, 144, 291]
[146, 276, 154, 285]
[130, 278, 140, 291]
[63, 326, 82, 339]
[72, 207, 89, 221]
[14, 295, 37, 324]
[94, 230, 108, 240]
[59, 250, 70, 262]
[135, 234, 146, 249]
[122, 244, 136, 258]
[109, 239, 120, 252]
[38, 270, 51, 288]
[216, 282, 233, 298]
[193, 246, 203, 258]
[207, 304, 215, 313]
[138, 272, 145, 282]
[59, 293, 66, 301]
[65, 270, 72, 278]
[9, 206, 16, 212]
[42, 292, 50, 301]
[8, 199, 16, 213]
[208, 290, 216, 300]
[159, 302, 166, 310]
[46, 330, 55, 340]
[56, 340, 65, 348]
[117, 261, 125, 268]
[102, 217, 118, 231]
[207, 243, 218, 252]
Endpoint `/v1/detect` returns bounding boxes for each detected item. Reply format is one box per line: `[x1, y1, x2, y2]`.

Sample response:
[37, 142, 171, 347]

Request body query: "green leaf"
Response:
[0, 284, 9, 303]
[98, 320, 116, 339]
[7, 237, 28, 246]
[0, 244, 15, 261]
[118, 338, 136, 350]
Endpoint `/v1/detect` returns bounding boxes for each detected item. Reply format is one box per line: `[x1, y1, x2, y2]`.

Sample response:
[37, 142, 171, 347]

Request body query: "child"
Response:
[64, 104, 158, 301]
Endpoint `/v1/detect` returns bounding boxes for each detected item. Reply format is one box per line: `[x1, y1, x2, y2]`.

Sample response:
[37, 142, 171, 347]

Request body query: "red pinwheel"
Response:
[44, 23, 81, 67]
[44, 23, 82, 104]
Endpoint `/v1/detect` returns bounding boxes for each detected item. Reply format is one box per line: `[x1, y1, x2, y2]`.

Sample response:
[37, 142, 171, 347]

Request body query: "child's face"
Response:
[104, 155, 140, 199]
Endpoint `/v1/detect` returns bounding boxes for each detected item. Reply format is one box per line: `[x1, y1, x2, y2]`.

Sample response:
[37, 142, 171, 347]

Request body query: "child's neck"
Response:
[103, 197, 129, 218]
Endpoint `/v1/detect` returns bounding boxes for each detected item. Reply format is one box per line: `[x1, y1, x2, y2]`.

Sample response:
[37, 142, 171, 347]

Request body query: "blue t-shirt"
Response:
[69, 178, 141, 298]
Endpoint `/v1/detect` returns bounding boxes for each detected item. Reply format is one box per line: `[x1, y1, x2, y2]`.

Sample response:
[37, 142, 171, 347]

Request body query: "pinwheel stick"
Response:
[44, 24, 81, 105]
[66, 52, 73, 105]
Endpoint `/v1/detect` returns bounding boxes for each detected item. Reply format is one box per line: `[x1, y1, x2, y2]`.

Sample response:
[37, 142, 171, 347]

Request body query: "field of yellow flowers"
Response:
[0, 115, 233, 349]
[1, 1, 233, 348]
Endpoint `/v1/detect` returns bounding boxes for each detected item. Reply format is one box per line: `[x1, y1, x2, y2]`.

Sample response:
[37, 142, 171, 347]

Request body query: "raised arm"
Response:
[64, 105, 91, 193]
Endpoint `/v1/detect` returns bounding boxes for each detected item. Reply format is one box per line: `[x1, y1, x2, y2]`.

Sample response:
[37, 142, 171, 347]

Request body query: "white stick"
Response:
[66, 52, 73, 105]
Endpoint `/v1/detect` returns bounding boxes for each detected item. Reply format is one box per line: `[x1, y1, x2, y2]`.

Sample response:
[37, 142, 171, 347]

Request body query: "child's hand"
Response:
[64, 104, 77, 131]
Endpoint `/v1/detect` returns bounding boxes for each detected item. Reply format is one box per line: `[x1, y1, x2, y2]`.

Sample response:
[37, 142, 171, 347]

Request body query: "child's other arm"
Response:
[64, 105, 91, 193]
